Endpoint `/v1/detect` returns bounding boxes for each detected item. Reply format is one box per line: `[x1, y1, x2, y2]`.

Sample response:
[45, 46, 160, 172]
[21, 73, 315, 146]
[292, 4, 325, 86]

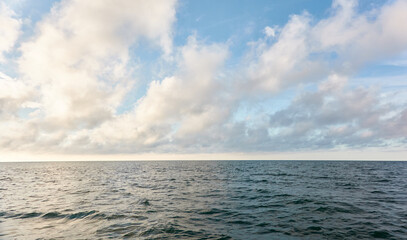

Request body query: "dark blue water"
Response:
[0, 161, 406, 239]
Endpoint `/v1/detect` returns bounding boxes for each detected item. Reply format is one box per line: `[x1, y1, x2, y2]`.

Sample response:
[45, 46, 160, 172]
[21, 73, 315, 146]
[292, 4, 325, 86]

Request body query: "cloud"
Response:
[222, 75, 406, 152]
[134, 37, 229, 136]
[0, 72, 32, 119]
[0, 3, 21, 62]
[66, 36, 231, 153]
[0, 0, 407, 156]
[0, 0, 177, 153]
[246, 0, 407, 93]
[17, 0, 177, 130]
[264, 75, 406, 150]
[264, 26, 276, 38]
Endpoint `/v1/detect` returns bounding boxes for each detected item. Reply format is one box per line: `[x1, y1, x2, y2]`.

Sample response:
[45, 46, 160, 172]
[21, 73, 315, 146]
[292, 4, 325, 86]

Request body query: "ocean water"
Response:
[0, 161, 406, 239]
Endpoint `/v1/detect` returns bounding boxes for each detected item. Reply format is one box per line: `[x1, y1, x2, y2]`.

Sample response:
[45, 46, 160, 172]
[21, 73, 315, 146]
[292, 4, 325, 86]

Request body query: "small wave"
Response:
[72, 189, 93, 195]
[371, 230, 393, 238]
[139, 225, 182, 236]
[227, 220, 252, 225]
[254, 179, 269, 183]
[198, 208, 230, 215]
[315, 176, 330, 179]
[217, 236, 233, 240]
[137, 198, 150, 206]
[307, 226, 322, 231]
[274, 193, 293, 197]
[106, 213, 141, 221]
[96, 222, 141, 235]
[67, 210, 97, 219]
[32, 210, 98, 220]
[42, 212, 64, 219]
[289, 199, 313, 204]
[137, 224, 192, 238]
[257, 228, 280, 234]
[136, 224, 225, 239]
[260, 172, 293, 177]
[335, 182, 358, 188]
[245, 203, 285, 210]
[131, 183, 149, 188]
[375, 179, 391, 183]
[92, 213, 148, 221]
[370, 190, 386, 194]
[275, 173, 290, 176]
[21, 212, 42, 219]
[256, 222, 270, 227]
[314, 205, 364, 214]
[256, 189, 271, 194]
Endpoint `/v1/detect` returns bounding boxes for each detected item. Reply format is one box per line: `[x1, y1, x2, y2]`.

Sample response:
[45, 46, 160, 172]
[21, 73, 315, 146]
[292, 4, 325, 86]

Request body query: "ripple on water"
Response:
[198, 208, 231, 216]
[0, 161, 406, 239]
[21, 212, 42, 218]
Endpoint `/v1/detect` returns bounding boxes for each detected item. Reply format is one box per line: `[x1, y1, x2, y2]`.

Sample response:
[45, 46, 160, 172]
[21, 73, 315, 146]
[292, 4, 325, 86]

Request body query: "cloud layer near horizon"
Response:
[0, 0, 407, 155]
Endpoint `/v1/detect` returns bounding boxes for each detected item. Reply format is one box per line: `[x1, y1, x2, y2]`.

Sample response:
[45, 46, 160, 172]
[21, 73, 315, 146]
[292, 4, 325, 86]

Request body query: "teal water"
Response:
[0, 161, 406, 239]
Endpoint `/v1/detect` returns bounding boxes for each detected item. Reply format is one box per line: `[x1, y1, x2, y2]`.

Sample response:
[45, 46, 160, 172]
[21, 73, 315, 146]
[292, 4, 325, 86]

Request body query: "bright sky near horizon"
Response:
[1, 0, 407, 161]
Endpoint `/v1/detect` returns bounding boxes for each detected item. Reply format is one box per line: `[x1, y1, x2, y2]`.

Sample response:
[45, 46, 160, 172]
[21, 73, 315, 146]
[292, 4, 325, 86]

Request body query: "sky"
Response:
[0, 0, 407, 161]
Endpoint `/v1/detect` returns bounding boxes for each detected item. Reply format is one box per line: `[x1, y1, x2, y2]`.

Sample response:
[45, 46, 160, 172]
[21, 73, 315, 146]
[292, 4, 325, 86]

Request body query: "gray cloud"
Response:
[222, 77, 407, 152]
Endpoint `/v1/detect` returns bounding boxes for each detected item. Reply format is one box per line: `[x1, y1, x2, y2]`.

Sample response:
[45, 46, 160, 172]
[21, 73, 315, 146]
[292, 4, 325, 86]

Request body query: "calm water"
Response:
[0, 161, 406, 239]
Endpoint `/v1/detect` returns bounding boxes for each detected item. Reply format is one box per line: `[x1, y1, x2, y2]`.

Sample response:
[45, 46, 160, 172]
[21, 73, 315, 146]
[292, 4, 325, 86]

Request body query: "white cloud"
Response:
[71, 36, 231, 153]
[0, 0, 177, 152]
[0, 0, 407, 156]
[134, 37, 229, 132]
[264, 26, 276, 38]
[247, 0, 407, 93]
[247, 13, 313, 92]
[0, 3, 21, 62]
[0, 72, 33, 120]
[17, 0, 177, 129]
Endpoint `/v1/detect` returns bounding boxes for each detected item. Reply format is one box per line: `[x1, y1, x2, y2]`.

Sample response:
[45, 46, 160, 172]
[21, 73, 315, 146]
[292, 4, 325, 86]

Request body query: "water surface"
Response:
[1, 161, 406, 239]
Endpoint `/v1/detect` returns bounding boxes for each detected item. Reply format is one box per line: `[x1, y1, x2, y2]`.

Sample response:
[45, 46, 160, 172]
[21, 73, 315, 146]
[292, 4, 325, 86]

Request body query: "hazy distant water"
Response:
[1, 161, 406, 239]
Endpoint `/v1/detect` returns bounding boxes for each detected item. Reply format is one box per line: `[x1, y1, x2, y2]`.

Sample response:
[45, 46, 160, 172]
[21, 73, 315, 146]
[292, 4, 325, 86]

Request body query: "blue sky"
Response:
[0, 0, 407, 160]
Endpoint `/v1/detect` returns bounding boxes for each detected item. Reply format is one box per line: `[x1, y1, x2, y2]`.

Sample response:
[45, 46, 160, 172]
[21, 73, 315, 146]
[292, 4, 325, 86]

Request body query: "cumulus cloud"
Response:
[0, 0, 177, 152]
[134, 37, 229, 136]
[246, 0, 407, 93]
[65, 37, 231, 153]
[0, 72, 31, 119]
[264, 76, 406, 150]
[17, 0, 176, 129]
[220, 75, 406, 152]
[0, 0, 406, 155]
[0, 3, 21, 62]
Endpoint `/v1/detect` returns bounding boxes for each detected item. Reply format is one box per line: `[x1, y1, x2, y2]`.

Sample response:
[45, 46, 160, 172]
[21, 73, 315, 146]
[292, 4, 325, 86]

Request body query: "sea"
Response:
[0, 161, 406, 239]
